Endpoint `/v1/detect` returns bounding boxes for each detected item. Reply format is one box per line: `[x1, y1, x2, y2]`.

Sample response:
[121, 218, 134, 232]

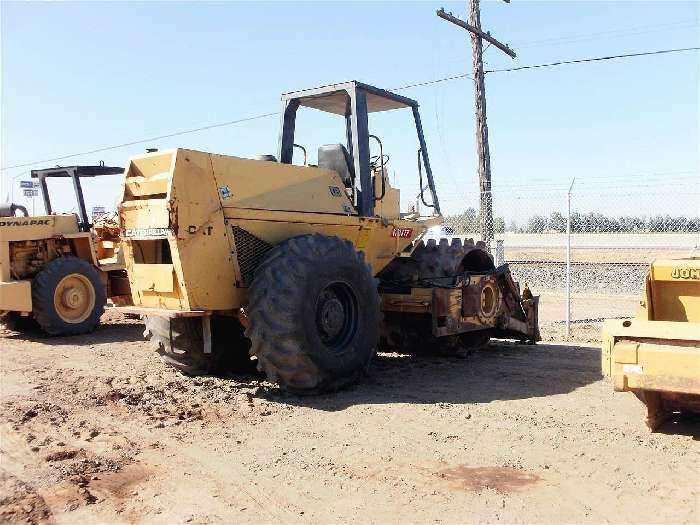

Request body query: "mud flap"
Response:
[165, 315, 211, 354]
[640, 390, 668, 431]
[202, 315, 212, 354]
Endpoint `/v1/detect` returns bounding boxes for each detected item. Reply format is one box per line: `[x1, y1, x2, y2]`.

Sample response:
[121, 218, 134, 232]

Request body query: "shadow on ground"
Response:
[258, 342, 603, 410]
[656, 412, 700, 440]
[1, 321, 144, 346]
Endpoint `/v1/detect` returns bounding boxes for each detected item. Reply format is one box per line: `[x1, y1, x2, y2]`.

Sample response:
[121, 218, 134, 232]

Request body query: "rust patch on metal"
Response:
[437, 465, 540, 493]
[167, 199, 178, 236]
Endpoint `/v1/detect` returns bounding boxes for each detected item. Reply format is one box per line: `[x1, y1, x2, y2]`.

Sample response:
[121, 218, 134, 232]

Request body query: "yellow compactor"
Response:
[602, 257, 700, 430]
[117, 82, 539, 394]
[0, 166, 131, 335]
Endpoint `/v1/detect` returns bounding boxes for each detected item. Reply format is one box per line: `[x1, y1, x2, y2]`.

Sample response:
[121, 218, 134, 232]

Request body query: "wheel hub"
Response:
[477, 277, 501, 322]
[320, 296, 344, 338]
[63, 287, 84, 309]
[53, 273, 96, 324]
[315, 282, 358, 350]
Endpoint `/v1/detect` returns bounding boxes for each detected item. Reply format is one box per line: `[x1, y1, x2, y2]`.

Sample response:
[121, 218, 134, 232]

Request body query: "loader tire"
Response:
[245, 234, 380, 395]
[378, 238, 493, 355]
[145, 315, 252, 376]
[32, 256, 106, 336]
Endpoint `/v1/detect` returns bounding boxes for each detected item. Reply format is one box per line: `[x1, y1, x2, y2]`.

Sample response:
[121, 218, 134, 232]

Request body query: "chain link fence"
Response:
[427, 187, 700, 342]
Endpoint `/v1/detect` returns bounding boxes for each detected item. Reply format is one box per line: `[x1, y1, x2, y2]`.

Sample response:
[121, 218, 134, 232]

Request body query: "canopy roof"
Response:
[31, 165, 123, 179]
[281, 81, 418, 115]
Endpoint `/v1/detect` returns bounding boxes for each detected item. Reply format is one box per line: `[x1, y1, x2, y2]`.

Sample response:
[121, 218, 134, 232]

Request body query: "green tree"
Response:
[527, 215, 547, 233]
[548, 211, 567, 233]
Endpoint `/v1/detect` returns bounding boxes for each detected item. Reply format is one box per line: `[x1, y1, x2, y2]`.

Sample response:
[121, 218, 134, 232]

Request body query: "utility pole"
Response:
[437, 3, 516, 244]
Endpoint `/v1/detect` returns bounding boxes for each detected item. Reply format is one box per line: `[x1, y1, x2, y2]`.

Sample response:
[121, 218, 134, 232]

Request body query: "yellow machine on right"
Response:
[602, 257, 700, 430]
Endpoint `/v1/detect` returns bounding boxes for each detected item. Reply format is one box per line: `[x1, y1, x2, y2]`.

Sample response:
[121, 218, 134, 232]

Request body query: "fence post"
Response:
[566, 178, 575, 338]
[495, 239, 504, 266]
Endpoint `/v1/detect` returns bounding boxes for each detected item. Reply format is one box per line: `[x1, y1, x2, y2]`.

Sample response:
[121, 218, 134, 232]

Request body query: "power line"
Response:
[440, 20, 699, 65]
[485, 47, 700, 73]
[0, 112, 279, 171]
[393, 73, 474, 91]
[396, 48, 698, 91]
[3, 46, 697, 172]
[2, 77, 478, 172]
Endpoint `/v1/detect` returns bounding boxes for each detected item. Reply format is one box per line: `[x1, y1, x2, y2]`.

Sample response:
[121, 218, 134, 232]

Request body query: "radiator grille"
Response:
[232, 226, 272, 286]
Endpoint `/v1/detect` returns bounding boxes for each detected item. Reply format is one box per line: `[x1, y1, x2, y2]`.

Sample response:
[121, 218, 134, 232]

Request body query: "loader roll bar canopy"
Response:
[278, 81, 441, 217]
[31, 165, 124, 232]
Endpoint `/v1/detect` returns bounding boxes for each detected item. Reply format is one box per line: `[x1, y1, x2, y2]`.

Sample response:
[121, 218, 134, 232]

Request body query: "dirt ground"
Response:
[1, 311, 698, 525]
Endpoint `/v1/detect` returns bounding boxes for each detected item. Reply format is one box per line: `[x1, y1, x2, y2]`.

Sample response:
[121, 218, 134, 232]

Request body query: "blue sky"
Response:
[1, 1, 698, 219]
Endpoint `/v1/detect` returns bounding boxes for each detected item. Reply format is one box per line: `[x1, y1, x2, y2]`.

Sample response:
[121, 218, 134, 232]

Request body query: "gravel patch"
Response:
[507, 261, 647, 294]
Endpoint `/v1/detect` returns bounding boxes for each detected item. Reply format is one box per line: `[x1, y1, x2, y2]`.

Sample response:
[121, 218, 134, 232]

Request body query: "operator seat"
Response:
[318, 144, 354, 188]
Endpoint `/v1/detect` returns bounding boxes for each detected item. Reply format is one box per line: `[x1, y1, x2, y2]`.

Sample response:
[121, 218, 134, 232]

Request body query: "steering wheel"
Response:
[370, 154, 390, 170]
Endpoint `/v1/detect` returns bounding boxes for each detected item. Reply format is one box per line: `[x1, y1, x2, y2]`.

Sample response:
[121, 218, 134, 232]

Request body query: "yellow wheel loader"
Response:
[117, 81, 539, 393]
[0, 165, 131, 335]
[602, 258, 700, 430]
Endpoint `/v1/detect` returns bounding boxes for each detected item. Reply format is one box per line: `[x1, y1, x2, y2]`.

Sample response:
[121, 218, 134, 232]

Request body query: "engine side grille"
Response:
[232, 226, 272, 286]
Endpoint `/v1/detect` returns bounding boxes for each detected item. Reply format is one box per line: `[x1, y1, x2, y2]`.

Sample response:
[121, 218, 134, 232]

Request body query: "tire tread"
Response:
[245, 234, 379, 394]
[32, 256, 106, 336]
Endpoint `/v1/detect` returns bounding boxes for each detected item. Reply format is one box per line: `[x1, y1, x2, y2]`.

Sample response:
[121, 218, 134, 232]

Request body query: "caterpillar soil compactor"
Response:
[117, 81, 539, 393]
[602, 258, 700, 430]
[0, 165, 131, 335]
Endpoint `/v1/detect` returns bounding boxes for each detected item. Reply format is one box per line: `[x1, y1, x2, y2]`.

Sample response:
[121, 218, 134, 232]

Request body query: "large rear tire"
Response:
[245, 234, 380, 394]
[32, 256, 106, 336]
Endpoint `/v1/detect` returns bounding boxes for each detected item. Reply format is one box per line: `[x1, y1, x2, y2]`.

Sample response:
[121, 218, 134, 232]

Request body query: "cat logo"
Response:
[123, 228, 172, 238]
